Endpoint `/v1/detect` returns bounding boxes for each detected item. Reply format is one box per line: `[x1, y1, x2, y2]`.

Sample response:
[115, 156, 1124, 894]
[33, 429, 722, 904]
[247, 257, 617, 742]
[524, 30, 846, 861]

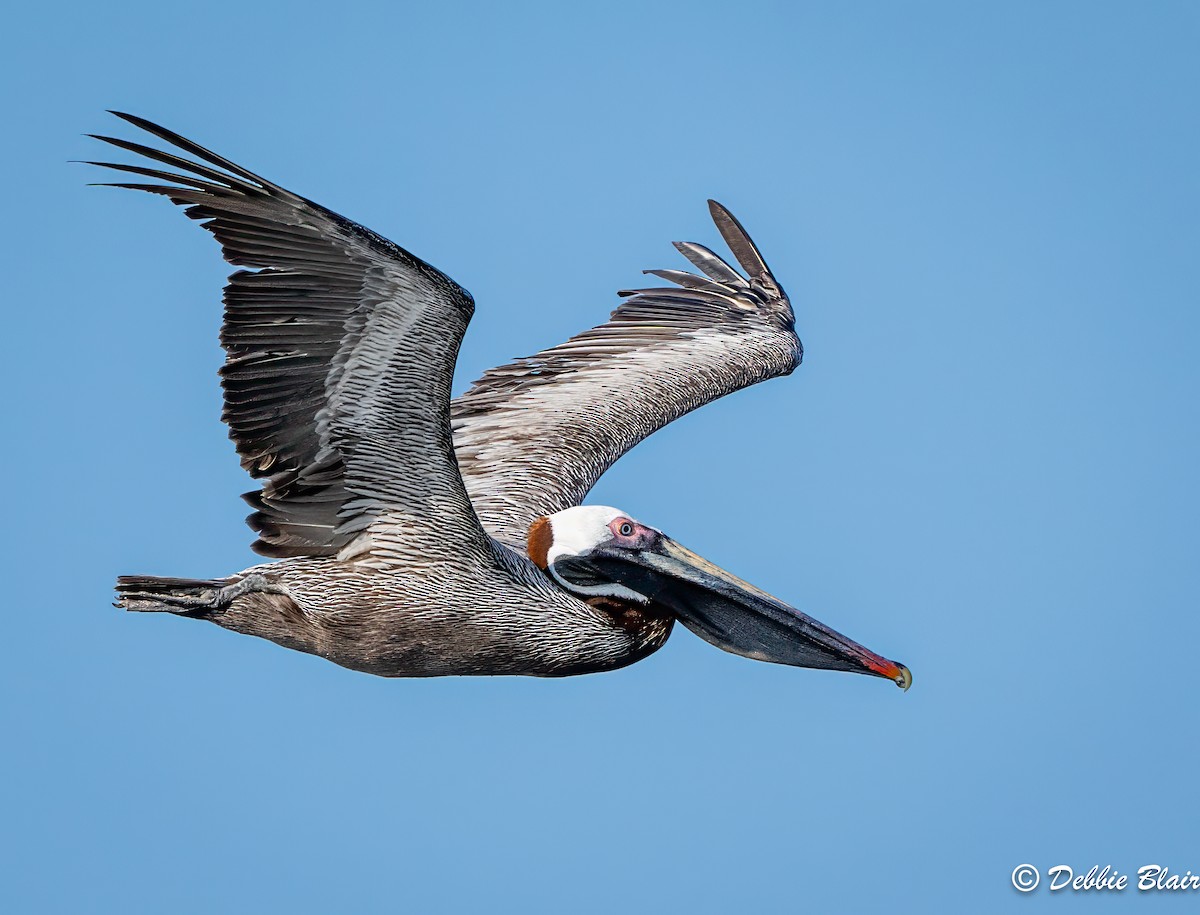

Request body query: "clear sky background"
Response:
[3, 1, 1197, 911]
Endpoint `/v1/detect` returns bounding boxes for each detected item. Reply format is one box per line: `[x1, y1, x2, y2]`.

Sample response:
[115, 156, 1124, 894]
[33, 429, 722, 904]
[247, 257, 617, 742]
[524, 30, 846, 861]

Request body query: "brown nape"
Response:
[527, 516, 552, 569]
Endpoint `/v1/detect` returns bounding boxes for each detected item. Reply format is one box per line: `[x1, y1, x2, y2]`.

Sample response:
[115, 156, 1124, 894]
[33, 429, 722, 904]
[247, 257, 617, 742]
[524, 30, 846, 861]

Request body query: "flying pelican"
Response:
[92, 112, 911, 688]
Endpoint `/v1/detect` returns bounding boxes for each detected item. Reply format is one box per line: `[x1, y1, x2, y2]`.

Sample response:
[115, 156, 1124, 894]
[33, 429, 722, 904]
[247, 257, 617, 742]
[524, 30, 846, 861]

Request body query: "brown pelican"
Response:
[92, 112, 911, 688]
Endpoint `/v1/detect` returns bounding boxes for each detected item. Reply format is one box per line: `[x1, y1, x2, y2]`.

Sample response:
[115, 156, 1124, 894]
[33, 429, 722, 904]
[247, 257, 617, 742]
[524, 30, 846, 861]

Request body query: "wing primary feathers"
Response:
[707, 199, 771, 279]
[671, 241, 747, 286]
[107, 111, 280, 189]
[88, 182, 184, 194]
[88, 132, 260, 190]
[642, 268, 713, 289]
[78, 160, 231, 192]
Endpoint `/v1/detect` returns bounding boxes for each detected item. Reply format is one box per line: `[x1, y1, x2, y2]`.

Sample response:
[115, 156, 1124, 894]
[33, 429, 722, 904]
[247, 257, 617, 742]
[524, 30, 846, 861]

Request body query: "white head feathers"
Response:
[529, 506, 650, 605]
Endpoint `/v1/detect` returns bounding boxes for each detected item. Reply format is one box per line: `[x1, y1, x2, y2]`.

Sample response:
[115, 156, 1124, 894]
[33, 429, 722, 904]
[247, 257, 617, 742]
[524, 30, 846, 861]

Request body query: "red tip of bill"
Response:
[868, 659, 913, 691]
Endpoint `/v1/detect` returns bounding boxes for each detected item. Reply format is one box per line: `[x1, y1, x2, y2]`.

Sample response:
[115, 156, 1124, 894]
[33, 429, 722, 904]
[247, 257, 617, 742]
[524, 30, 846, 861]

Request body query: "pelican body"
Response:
[95, 113, 910, 688]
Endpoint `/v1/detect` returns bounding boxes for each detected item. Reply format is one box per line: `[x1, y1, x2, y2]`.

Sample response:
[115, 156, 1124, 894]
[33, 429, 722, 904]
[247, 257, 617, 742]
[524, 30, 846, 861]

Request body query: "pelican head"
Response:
[528, 506, 912, 689]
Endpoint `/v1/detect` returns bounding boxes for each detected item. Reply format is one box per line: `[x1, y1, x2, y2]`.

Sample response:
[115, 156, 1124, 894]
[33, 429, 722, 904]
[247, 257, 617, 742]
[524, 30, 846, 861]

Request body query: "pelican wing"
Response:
[451, 201, 802, 548]
[91, 113, 484, 560]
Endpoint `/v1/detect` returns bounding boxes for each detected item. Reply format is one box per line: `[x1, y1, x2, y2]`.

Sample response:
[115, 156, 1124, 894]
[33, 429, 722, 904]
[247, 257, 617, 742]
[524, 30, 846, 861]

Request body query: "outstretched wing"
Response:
[451, 201, 802, 548]
[90, 112, 486, 561]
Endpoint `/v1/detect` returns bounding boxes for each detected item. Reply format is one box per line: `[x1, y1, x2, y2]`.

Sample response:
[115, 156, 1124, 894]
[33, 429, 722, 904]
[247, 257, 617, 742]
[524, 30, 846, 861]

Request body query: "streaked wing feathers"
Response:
[451, 200, 801, 548]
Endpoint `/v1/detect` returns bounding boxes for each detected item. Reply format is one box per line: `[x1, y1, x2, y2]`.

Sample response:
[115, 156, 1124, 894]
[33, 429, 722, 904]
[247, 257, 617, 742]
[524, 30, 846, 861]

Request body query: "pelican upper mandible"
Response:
[93, 111, 911, 689]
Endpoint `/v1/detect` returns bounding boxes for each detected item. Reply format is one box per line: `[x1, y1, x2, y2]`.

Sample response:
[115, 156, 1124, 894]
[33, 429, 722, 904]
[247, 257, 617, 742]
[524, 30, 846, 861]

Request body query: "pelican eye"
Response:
[618, 521, 635, 537]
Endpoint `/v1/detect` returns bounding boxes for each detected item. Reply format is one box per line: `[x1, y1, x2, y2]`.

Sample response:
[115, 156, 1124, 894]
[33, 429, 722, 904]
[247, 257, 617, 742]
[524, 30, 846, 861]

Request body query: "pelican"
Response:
[92, 112, 911, 688]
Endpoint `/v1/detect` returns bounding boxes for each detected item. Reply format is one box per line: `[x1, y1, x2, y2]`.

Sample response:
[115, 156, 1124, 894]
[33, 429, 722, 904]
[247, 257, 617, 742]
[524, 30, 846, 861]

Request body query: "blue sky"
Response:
[3, 1, 1197, 911]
